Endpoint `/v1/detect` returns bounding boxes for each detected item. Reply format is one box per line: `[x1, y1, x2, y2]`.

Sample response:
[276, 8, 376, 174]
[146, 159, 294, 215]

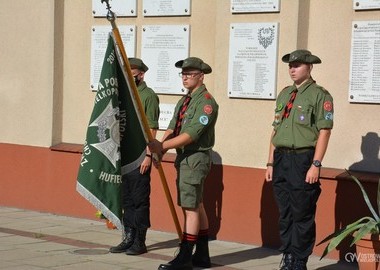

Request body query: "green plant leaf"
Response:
[320, 224, 364, 259]
[320, 172, 380, 260]
[319, 217, 372, 259]
[318, 217, 369, 246]
[377, 178, 380, 219]
[346, 170, 379, 221]
[350, 219, 378, 246]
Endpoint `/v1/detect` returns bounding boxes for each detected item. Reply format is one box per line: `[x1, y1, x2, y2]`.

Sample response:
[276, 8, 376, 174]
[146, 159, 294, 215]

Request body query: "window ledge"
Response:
[321, 167, 379, 184]
[49, 143, 380, 183]
[50, 143, 83, 154]
[49, 143, 177, 163]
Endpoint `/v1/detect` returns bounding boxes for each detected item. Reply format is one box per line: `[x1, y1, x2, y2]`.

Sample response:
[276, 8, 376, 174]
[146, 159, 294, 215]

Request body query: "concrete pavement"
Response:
[0, 207, 357, 270]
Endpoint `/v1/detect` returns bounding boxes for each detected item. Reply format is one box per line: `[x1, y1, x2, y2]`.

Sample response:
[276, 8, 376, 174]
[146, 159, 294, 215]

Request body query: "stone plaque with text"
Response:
[159, 103, 176, 130]
[228, 23, 279, 99]
[92, 0, 137, 17]
[141, 25, 190, 95]
[353, 0, 380, 10]
[143, 0, 191, 16]
[90, 25, 136, 91]
[349, 21, 380, 103]
[231, 0, 280, 13]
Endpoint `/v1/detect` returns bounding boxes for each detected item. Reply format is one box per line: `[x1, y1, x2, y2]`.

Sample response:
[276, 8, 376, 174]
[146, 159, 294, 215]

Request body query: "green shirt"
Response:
[138, 81, 160, 129]
[168, 85, 219, 152]
[271, 78, 334, 148]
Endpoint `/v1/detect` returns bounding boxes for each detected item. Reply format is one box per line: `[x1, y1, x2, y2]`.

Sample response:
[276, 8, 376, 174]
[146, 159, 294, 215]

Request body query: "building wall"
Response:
[0, 0, 380, 262]
[0, 0, 55, 146]
[0, 0, 379, 169]
[0, 143, 378, 261]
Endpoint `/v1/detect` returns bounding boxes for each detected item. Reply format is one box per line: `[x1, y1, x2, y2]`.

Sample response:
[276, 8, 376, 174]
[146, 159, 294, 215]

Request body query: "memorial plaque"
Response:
[143, 0, 191, 16]
[91, 25, 136, 91]
[353, 0, 380, 10]
[231, 0, 280, 13]
[92, 0, 137, 17]
[159, 103, 176, 130]
[228, 23, 279, 99]
[141, 25, 190, 95]
[349, 21, 380, 103]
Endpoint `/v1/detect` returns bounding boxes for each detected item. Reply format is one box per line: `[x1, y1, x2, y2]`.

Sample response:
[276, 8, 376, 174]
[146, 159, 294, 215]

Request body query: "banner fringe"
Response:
[76, 181, 123, 232]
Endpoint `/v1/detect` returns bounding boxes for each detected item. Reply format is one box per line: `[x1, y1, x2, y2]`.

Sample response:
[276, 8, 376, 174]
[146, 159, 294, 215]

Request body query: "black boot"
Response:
[126, 228, 147, 255]
[293, 258, 308, 270]
[192, 235, 211, 268]
[109, 227, 136, 253]
[158, 240, 194, 270]
[279, 253, 294, 270]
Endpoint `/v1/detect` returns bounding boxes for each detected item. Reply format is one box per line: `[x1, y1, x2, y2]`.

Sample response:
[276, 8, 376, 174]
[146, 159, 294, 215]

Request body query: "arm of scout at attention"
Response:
[265, 130, 276, 182]
[140, 128, 157, 174]
[305, 128, 331, 184]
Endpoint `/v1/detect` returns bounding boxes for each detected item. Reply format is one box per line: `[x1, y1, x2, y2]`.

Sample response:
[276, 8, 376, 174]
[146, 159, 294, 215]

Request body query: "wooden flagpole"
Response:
[101, 0, 182, 241]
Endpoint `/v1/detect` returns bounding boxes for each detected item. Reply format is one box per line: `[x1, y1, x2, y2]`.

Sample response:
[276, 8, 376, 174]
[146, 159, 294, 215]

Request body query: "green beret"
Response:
[282, 50, 321, 64]
[175, 57, 212, 74]
[128, 58, 149, 72]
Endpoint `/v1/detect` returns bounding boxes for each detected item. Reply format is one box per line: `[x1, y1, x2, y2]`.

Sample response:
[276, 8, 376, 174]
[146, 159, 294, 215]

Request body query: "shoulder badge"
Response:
[324, 101, 333, 111]
[203, 104, 213, 114]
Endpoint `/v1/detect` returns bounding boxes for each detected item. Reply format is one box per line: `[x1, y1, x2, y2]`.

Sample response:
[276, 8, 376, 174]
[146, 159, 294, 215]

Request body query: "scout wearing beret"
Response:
[265, 50, 334, 270]
[109, 58, 160, 256]
[149, 57, 218, 270]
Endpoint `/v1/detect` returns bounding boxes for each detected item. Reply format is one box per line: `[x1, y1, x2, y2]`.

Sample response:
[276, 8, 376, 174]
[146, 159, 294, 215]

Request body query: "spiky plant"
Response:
[319, 170, 380, 259]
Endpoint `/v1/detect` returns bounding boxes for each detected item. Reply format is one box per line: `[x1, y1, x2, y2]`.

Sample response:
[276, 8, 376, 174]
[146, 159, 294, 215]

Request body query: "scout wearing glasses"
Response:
[149, 57, 218, 270]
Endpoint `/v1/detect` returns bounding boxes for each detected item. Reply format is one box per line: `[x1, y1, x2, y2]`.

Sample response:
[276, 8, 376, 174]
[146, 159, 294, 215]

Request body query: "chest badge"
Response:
[274, 112, 281, 123]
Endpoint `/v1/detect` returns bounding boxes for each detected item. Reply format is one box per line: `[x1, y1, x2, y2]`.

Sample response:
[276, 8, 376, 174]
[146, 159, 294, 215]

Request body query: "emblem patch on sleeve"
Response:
[325, 112, 333, 120]
[199, 115, 209, 125]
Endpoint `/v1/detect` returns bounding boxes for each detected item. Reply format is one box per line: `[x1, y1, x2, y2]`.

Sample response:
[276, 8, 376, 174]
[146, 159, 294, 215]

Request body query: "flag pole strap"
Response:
[102, 0, 182, 241]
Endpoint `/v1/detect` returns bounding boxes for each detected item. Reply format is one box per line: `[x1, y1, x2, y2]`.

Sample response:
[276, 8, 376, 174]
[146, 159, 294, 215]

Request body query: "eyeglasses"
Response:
[178, 72, 202, 79]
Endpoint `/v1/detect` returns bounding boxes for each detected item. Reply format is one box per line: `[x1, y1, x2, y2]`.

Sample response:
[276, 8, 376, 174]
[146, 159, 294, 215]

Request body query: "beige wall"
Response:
[1, 0, 379, 171]
[0, 0, 55, 146]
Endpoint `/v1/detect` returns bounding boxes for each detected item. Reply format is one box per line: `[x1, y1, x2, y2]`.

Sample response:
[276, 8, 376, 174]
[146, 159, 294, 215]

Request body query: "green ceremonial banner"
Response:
[77, 34, 147, 231]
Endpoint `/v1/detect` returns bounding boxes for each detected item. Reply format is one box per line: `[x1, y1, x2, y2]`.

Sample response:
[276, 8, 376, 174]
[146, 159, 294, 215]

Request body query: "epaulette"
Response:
[204, 92, 213, 100]
[315, 85, 331, 94]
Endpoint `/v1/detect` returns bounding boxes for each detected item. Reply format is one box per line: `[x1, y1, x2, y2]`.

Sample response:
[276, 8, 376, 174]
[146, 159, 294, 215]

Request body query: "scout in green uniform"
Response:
[110, 58, 160, 256]
[265, 50, 333, 270]
[149, 57, 218, 270]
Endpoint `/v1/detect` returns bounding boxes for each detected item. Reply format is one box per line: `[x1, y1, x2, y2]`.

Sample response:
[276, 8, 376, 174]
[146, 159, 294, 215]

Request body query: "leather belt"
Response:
[276, 147, 315, 154]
